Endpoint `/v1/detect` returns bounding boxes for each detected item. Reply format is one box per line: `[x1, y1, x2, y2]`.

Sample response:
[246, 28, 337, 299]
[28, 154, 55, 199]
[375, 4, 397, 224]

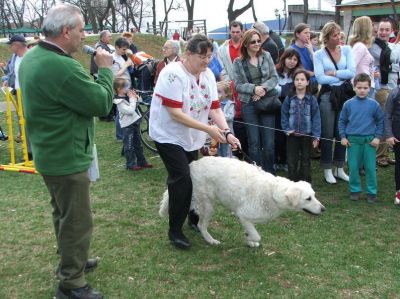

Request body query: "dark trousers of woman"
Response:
[394, 142, 400, 191]
[287, 135, 312, 183]
[319, 92, 346, 169]
[274, 110, 287, 165]
[155, 142, 198, 235]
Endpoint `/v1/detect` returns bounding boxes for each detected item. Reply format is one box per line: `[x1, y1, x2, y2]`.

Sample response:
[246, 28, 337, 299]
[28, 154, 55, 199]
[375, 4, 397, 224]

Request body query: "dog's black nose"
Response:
[321, 206, 326, 212]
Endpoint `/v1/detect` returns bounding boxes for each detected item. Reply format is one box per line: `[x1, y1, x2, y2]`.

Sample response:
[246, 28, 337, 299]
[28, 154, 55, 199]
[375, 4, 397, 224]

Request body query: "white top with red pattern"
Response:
[149, 61, 220, 151]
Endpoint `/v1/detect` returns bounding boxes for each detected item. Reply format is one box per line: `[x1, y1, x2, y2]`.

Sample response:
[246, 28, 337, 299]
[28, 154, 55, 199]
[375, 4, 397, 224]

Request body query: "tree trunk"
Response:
[335, 0, 342, 26]
[152, 0, 157, 34]
[85, 0, 98, 33]
[303, 0, 308, 24]
[185, 0, 194, 30]
[251, 0, 257, 22]
[391, 0, 399, 26]
[227, 0, 253, 25]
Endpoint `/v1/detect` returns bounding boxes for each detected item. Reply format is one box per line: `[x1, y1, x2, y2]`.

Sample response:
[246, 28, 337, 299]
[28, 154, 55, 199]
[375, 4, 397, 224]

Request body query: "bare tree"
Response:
[251, 1, 257, 22]
[325, 0, 342, 25]
[160, 0, 183, 37]
[152, 0, 157, 34]
[390, 0, 399, 26]
[227, 0, 253, 25]
[303, 0, 308, 24]
[185, 0, 194, 30]
[5, 0, 27, 28]
[114, 0, 152, 32]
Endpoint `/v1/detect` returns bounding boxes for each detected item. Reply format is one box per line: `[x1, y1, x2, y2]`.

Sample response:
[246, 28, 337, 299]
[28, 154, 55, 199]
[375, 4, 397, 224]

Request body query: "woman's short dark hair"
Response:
[275, 48, 302, 78]
[292, 68, 311, 94]
[186, 34, 213, 55]
[115, 37, 130, 48]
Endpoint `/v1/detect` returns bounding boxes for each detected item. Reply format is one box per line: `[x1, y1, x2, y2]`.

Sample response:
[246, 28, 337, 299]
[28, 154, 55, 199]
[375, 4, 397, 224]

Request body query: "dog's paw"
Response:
[247, 241, 260, 248]
[206, 238, 221, 245]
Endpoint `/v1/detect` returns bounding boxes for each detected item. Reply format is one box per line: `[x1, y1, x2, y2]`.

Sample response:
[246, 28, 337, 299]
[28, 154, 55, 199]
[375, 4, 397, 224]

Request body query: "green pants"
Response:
[43, 171, 92, 289]
[347, 135, 377, 196]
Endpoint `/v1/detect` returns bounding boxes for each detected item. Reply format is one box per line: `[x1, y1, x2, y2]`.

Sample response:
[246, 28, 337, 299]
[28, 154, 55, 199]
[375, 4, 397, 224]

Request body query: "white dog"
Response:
[159, 157, 325, 247]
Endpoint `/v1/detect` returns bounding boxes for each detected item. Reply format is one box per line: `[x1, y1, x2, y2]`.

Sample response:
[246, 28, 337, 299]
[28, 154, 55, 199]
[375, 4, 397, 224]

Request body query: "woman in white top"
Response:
[150, 35, 240, 249]
[349, 16, 376, 98]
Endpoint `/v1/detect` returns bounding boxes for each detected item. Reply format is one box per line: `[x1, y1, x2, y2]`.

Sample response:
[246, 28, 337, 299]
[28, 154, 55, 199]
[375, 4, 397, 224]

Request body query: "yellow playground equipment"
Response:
[0, 87, 37, 174]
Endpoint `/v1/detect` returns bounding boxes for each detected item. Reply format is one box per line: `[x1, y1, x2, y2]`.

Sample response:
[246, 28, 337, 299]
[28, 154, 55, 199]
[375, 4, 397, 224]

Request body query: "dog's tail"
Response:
[159, 190, 169, 217]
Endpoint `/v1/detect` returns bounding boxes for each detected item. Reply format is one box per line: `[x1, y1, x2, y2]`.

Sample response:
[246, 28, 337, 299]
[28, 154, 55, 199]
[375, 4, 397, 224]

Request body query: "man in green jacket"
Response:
[19, 3, 113, 299]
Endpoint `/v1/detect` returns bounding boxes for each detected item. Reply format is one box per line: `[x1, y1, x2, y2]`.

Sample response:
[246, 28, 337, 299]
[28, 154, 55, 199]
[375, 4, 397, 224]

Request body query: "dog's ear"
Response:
[285, 187, 300, 207]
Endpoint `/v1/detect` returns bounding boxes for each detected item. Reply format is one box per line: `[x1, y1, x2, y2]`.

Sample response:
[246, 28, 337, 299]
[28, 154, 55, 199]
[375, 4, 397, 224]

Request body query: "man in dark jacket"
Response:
[90, 30, 112, 79]
[252, 21, 279, 64]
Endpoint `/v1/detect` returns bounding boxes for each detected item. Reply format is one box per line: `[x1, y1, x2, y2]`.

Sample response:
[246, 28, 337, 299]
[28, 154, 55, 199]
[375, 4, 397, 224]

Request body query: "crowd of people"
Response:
[148, 18, 400, 251]
[1, 3, 400, 297]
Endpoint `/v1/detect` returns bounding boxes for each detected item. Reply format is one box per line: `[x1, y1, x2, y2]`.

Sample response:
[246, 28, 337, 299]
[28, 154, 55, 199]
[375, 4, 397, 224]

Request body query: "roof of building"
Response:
[338, 0, 400, 7]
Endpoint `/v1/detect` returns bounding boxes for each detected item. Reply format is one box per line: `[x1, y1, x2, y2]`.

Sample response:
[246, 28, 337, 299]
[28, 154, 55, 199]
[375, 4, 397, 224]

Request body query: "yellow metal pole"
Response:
[5, 88, 16, 164]
[16, 89, 29, 164]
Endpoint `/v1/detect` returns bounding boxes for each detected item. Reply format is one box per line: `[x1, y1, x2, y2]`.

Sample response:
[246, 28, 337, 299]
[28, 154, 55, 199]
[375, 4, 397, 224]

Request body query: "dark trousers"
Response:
[395, 142, 400, 191]
[42, 171, 92, 289]
[155, 142, 198, 234]
[123, 120, 147, 169]
[319, 92, 346, 169]
[287, 135, 312, 182]
[274, 110, 287, 164]
[232, 118, 248, 160]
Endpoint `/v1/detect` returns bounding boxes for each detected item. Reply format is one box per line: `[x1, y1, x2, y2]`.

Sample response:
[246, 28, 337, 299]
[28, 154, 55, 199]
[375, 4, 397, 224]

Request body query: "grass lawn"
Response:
[1, 34, 400, 299]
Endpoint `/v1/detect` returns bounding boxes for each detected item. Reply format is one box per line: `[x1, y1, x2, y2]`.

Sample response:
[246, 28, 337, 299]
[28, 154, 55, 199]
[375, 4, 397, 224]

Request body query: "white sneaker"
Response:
[334, 167, 349, 182]
[324, 169, 337, 184]
[395, 191, 400, 205]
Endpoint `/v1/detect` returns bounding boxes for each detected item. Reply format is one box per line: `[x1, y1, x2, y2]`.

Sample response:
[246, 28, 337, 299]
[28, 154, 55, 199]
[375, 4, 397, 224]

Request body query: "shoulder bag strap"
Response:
[325, 47, 339, 71]
[241, 59, 252, 83]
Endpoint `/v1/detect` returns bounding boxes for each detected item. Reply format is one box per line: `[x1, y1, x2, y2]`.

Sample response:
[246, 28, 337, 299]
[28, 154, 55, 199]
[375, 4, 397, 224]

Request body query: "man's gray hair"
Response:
[42, 3, 83, 38]
[252, 22, 269, 35]
[100, 30, 111, 40]
[168, 40, 180, 55]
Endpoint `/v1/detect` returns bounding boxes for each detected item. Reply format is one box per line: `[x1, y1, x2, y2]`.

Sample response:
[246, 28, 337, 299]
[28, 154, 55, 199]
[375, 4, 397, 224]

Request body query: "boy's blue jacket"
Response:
[281, 93, 321, 139]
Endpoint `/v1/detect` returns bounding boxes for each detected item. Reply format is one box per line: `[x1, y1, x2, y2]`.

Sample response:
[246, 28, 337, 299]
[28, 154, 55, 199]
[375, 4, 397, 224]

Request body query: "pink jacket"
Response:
[352, 41, 375, 88]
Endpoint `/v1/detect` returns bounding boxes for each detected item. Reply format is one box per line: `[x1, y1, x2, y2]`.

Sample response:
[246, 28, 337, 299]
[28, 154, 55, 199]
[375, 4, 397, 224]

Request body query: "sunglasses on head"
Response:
[249, 39, 261, 45]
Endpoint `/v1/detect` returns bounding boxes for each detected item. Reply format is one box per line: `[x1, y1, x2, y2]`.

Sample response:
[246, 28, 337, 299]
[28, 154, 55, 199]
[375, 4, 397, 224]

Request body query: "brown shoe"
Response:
[377, 159, 389, 167]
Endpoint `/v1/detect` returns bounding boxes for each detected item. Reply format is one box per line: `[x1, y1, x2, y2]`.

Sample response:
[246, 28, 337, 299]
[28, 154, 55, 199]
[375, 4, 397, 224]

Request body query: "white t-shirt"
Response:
[14, 55, 23, 90]
[149, 61, 220, 151]
[111, 53, 131, 86]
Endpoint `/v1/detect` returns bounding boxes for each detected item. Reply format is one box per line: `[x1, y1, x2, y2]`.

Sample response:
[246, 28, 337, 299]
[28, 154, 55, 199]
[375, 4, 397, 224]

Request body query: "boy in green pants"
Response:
[339, 73, 384, 203]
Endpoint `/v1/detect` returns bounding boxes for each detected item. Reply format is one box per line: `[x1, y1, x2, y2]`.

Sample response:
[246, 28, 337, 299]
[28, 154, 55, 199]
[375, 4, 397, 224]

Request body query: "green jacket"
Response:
[19, 43, 113, 176]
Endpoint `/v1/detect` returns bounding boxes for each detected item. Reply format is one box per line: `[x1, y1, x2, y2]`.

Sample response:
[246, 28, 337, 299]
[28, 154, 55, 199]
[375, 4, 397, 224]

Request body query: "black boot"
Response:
[168, 230, 191, 249]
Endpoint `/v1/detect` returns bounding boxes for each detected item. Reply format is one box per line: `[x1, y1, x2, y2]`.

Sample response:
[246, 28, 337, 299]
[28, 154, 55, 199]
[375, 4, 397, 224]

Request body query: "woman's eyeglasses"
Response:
[249, 39, 261, 45]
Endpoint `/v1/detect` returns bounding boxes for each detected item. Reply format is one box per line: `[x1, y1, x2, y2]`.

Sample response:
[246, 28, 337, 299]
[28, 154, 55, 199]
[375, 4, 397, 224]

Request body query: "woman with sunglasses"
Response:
[233, 29, 278, 174]
[149, 34, 240, 249]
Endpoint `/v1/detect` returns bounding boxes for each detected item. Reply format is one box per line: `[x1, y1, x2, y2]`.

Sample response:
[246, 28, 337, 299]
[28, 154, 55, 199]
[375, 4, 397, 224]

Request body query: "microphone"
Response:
[82, 45, 96, 56]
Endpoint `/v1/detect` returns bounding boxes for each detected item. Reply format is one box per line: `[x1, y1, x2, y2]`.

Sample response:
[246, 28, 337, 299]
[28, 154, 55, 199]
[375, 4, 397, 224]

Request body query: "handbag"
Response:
[242, 59, 281, 113]
[324, 48, 355, 110]
[253, 88, 281, 113]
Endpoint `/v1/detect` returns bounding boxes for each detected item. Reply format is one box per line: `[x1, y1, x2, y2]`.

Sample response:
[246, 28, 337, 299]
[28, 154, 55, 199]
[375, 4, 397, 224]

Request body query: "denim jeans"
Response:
[115, 109, 123, 141]
[123, 120, 147, 169]
[319, 92, 346, 169]
[217, 143, 231, 157]
[241, 101, 275, 174]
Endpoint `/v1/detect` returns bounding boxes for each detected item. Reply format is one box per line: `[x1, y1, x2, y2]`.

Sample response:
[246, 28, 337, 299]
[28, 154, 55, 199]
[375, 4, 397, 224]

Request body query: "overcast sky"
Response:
[156, 0, 335, 31]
